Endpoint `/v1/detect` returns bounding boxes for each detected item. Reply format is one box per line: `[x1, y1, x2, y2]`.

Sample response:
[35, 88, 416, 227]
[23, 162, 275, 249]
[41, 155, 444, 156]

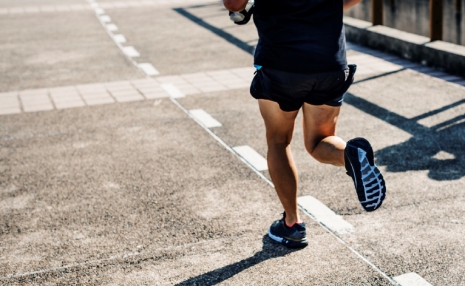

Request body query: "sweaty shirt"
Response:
[253, 0, 348, 74]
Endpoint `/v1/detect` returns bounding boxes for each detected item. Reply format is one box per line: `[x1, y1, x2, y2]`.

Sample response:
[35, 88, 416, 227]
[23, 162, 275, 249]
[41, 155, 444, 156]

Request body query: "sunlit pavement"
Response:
[1, 1, 464, 285]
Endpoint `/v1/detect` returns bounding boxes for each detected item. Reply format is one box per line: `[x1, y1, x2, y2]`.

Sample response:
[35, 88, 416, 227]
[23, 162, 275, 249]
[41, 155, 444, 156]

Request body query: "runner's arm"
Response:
[223, 0, 249, 12]
[343, 0, 362, 10]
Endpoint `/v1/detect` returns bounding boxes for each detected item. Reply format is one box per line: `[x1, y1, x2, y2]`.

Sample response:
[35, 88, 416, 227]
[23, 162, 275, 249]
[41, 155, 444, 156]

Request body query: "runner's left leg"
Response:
[258, 99, 300, 226]
[302, 103, 346, 166]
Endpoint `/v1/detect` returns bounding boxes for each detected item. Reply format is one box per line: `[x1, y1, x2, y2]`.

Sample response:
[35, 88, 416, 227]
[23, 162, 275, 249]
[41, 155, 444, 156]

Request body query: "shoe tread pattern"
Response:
[345, 138, 386, 212]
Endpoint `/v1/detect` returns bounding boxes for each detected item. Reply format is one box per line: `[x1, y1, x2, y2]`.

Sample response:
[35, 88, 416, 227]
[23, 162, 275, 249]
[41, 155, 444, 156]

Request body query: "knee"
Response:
[266, 133, 293, 148]
[304, 137, 325, 162]
[304, 138, 318, 155]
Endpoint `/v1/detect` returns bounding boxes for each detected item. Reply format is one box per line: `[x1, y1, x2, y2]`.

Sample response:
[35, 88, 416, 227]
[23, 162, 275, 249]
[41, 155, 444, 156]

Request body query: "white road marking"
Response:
[232, 145, 268, 171]
[170, 97, 398, 285]
[90, 0, 159, 78]
[106, 23, 118, 32]
[113, 34, 127, 43]
[95, 8, 105, 15]
[100, 15, 111, 23]
[298, 196, 354, 234]
[188, 109, 222, 128]
[394, 273, 432, 286]
[138, 63, 159, 76]
[122, 46, 140, 57]
[161, 84, 185, 98]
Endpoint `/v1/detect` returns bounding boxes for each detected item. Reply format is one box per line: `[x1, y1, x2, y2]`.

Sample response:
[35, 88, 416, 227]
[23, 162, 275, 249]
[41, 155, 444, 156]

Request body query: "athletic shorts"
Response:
[250, 64, 357, 112]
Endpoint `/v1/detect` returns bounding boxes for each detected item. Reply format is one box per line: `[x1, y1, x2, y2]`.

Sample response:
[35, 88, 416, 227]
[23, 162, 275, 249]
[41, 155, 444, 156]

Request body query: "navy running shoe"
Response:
[268, 213, 308, 248]
[344, 137, 386, 212]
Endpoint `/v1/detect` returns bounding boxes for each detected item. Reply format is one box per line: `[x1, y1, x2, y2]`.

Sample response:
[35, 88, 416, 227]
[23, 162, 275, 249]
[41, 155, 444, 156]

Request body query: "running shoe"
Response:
[268, 212, 308, 248]
[344, 137, 386, 212]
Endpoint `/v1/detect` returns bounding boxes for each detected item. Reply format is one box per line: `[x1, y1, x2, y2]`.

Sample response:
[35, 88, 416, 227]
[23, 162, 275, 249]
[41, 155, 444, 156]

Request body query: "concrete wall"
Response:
[344, 0, 465, 46]
[344, 16, 465, 78]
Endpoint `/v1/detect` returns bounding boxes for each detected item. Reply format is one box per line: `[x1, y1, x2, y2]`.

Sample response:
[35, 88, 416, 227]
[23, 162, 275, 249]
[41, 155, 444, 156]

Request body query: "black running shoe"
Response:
[268, 213, 308, 248]
[344, 138, 386, 212]
[229, 0, 254, 25]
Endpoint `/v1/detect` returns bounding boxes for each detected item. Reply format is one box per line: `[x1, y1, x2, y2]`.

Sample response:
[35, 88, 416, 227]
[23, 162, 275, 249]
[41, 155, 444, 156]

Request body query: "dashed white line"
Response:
[138, 63, 159, 76]
[189, 109, 222, 128]
[89, 0, 161, 78]
[121, 46, 140, 57]
[298, 196, 354, 234]
[95, 7, 105, 15]
[394, 273, 432, 286]
[113, 34, 127, 43]
[100, 15, 111, 23]
[161, 84, 185, 98]
[232, 145, 268, 171]
[168, 95, 399, 285]
[106, 23, 118, 32]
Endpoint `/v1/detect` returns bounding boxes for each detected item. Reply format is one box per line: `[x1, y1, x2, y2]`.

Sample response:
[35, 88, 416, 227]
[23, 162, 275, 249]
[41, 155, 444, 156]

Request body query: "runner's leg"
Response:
[258, 99, 300, 226]
[302, 103, 346, 166]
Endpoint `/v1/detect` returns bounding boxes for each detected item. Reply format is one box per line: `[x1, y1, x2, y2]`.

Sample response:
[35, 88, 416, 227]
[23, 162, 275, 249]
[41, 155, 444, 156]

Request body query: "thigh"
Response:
[251, 68, 313, 112]
[302, 102, 342, 148]
[258, 99, 299, 144]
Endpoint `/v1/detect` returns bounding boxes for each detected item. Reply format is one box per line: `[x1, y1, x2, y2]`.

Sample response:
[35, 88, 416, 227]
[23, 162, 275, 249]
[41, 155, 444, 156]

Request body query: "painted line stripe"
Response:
[232, 145, 268, 171]
[189, 109, 222, 128]
[100, 15, 111, 23]
[95, 7, 105, 15]
[122, 46, 140, 57]
[113, 34, 127, 43]
[161, 84, 184, 98]
[138, 63, 159, 76]
[90, 0, 158, 78]
[169, 96, 399, 285]
[394, 273, 432, 286]
[106, 23, 118, 32]
[298, 196, 354, 234]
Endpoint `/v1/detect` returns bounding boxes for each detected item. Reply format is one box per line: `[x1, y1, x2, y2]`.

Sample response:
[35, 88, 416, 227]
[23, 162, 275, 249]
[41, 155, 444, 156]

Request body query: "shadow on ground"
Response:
[173, 4, 255, 56]
[175, 235, 301, 285]
[345, 92, 465, 181]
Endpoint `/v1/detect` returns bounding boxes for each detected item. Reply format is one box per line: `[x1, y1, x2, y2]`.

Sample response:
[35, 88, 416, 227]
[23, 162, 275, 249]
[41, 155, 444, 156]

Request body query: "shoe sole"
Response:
[345, 138, 386, 212]
[268, 228, 308, 248]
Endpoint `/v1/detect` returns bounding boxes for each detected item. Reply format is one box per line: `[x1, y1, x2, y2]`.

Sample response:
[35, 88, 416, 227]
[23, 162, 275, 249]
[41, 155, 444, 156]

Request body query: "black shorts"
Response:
[250, 64, 357, 112]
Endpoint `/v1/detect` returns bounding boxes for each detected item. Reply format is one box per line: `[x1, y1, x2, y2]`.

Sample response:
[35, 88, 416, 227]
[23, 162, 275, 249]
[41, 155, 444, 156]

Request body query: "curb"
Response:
[344, 16, 465, 78]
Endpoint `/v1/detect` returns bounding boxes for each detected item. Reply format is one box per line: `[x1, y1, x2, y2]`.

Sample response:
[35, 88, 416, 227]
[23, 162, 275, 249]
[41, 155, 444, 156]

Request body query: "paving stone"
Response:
[0, 107, 21, 115]
[22, 103, 54, 112]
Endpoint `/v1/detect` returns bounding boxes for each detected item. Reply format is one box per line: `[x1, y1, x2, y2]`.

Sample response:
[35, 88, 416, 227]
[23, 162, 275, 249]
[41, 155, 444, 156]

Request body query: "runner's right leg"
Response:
[302, 102, 386, 211]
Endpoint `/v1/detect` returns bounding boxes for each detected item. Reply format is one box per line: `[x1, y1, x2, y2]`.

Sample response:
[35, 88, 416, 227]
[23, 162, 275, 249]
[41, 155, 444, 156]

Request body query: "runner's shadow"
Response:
[375, 120, 465, 181]
[345, 92, 465, 181]
[174, 235, 301, 285]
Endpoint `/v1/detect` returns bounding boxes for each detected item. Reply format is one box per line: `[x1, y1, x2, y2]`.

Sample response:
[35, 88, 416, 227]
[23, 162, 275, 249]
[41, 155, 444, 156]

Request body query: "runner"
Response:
[223, 0, 387, 248]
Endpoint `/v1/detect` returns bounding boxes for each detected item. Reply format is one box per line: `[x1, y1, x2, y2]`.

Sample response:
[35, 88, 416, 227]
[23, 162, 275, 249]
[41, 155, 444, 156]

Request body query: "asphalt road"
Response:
[1, 0, 465, 285]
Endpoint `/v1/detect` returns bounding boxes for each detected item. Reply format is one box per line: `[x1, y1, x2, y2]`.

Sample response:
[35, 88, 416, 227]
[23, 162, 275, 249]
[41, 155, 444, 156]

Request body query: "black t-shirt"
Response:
[253, 0, 348, 73]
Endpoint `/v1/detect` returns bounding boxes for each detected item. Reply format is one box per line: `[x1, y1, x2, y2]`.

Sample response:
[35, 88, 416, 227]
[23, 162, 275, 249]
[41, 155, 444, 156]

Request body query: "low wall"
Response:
[344, 17, 465, 78]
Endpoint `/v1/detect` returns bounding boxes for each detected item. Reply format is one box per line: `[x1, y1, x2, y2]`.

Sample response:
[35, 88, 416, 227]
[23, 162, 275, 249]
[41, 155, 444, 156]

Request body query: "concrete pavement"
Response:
[1, 0, 464, 285]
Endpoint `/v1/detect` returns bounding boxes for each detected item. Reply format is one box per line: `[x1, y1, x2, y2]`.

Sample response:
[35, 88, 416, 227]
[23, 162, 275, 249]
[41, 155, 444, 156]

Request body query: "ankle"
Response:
[284, 216, 302, 227]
